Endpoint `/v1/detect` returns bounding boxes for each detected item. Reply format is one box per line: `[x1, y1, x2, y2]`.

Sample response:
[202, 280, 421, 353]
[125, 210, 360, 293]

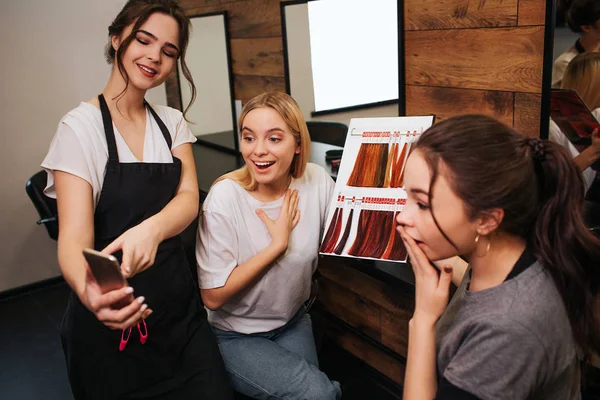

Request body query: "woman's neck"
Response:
[102, 67, 147, 120]
[466, 233, 527, 292]
[579, 34, 600, 53]
[253, 175, 292, 202]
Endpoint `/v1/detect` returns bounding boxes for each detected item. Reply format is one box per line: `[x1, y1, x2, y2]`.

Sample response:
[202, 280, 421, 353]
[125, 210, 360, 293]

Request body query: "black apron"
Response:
[60, 95, 232, 400]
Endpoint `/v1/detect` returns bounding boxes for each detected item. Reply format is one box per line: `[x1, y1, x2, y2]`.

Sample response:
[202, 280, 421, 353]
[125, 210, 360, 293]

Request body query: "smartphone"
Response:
[83, 248, 133, 309]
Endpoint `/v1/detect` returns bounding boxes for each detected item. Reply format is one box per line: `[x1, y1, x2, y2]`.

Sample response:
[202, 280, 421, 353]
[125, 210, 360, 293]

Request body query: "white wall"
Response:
[179, 14, 233, 136]
[285, 3, 398, 127]
[0, 0, 166, 291]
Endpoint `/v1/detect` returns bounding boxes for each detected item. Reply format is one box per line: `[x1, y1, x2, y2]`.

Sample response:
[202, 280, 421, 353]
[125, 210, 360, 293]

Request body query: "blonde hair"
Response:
[213, 92, 311, 191]
[562, 52, 600, 110]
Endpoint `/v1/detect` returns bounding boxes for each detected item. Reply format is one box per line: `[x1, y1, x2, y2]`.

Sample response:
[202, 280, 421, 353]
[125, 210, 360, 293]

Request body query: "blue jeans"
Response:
[212, 310, 342, 400]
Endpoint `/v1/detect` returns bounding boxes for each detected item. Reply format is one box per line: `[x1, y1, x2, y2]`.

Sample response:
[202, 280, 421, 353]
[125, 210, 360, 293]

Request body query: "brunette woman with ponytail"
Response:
[397, 115, 600, 399]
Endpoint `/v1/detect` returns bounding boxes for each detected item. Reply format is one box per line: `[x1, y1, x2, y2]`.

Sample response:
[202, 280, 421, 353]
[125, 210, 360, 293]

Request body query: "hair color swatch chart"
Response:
[319, 116, 435, 263]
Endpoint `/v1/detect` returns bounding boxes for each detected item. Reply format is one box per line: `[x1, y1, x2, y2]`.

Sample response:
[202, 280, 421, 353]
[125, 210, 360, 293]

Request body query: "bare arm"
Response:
[398, 226, 454, 400]
[201, 190, 300, 310]
[55, 171, 147, 329]
[55, 171, 95, 297]
[574, 129, 600, 172]
[201, 241, 286, 310]
[574, 147, 600, 171]
[405, 318, 438, 399]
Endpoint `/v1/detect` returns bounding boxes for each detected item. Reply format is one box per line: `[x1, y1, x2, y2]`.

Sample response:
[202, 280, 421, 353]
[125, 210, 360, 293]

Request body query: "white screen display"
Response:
[308, 0, 398, 112]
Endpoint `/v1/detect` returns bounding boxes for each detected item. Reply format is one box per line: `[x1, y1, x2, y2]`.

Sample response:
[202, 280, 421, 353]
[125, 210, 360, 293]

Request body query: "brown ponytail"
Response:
[526, 137, 600, 362]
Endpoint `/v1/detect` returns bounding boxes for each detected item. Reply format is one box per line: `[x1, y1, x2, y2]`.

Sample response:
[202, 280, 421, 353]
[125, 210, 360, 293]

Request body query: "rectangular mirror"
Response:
[281, 0, 403, 139]
[546, 1, 600, 226]
[178, 11, 238, 152]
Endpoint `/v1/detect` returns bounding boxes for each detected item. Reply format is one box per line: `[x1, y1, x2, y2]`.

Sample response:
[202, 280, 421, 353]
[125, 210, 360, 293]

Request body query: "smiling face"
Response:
[396, 149, 480, 261]
[112, 12, 180, 91]
[240, 107, 301, 193]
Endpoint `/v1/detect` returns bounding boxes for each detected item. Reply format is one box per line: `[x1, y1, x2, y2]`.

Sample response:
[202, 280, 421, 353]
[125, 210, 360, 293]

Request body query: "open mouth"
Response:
[253, 161, 275, 170]
[137, 64, 158, 77]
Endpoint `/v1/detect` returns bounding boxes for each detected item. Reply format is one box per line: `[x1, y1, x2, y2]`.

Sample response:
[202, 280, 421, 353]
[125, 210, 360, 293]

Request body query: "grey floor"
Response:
[0, 282, 402, 399]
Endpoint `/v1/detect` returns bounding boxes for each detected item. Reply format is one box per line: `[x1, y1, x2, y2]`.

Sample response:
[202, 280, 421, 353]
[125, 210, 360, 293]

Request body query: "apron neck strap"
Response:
[98, 94, 119, 163]
[97, 95, 174, 163]
[144, 100, 173, 149]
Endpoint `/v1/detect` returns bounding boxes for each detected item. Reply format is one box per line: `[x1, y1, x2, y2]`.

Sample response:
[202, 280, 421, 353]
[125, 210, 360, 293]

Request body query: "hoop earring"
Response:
[474, 234, 492, 258]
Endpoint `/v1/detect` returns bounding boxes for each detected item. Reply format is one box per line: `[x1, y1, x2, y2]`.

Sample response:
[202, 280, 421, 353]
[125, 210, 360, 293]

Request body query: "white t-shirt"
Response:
[552, 46, 579, 88]
[196, 163, 335, 334]
[41, 102, 196, 208]
[548, 110, 599, 192]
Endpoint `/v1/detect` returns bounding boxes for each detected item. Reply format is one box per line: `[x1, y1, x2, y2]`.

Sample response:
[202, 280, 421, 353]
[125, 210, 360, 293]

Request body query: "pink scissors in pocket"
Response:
[119, 320, 148, 351]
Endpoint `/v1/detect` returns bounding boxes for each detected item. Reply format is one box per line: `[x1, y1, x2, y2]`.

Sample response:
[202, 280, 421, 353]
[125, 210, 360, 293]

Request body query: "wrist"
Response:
[410, 312, 438, 331]
[144, 217, 164, 242]
[269, 239, 288, 256]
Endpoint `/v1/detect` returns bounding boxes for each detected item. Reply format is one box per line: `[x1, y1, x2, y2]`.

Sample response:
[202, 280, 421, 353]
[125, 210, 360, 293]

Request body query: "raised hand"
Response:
[398, 225, 453, 325]
[256, 189, 301, 252]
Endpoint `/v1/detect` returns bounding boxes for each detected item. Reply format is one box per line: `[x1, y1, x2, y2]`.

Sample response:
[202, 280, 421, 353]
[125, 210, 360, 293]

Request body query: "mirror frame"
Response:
[540, 0, 557, 140]
[280, 0, 405, 118]
[176, 10, 239, 154]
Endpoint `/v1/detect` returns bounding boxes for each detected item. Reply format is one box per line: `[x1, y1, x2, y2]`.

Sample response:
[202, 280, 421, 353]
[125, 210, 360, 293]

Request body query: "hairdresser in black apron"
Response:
[42, 1, 233, 398]
[60, 95, 232, 399]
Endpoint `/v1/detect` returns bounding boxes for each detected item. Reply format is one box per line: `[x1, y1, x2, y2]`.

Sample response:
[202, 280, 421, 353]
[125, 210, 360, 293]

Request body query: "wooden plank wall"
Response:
[404, 0, 546, 136]
[171, 0, 548, 384]
[171, 0, 547, 136]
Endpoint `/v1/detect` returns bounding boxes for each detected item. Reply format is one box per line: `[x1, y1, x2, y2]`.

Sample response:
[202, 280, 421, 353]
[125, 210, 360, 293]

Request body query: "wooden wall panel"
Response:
[405, 0, 518, 31]
[405, 85, 514, 125]
[518, 0, 547, 26]
[318, 258, 415, 316]
[380, 309, 410, 357]
[323, 320, 406, 385]
[186, 0, 281, 39]
[405, 26, 544, 93]
[514, 93, 542, 137]
[230, 38, 284, 77]
[165, 69, 181, 110]
[318, 277, 381, 340]
[234, 75, 286, 103]
[177, 0, 284, 109]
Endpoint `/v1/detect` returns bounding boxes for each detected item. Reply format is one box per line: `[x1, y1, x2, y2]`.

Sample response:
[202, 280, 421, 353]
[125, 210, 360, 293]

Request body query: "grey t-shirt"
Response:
[436, 262, 581, 400]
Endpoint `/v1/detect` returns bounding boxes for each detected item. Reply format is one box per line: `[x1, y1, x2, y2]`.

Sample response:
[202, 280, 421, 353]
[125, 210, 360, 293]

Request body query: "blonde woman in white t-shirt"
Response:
[196, 92, 341, 400]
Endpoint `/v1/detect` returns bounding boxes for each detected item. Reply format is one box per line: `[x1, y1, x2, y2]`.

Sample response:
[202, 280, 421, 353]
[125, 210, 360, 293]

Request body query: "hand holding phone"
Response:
[81, 248, 152, 330]
[83, 248, 133, 309]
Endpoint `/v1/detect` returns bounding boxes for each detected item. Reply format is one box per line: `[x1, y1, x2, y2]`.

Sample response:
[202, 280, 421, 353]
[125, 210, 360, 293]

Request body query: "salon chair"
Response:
[306, 121, 348, 147]
[26, 170, 58, 241]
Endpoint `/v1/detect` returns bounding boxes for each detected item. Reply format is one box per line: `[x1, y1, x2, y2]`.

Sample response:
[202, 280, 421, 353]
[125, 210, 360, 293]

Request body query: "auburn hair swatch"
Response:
[319, 195, 344, 254]
[347, 131, 418, 189]
[320, 196, 407, 262]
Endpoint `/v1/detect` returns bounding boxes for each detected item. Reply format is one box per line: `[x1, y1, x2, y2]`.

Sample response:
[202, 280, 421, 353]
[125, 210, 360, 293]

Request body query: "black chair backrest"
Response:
[306, 121, 348, 147]
[26, 170, 59, 241]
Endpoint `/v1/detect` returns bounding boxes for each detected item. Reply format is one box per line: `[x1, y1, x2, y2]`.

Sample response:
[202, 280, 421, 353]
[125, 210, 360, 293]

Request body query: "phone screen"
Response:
[83, 248, 132, 309]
